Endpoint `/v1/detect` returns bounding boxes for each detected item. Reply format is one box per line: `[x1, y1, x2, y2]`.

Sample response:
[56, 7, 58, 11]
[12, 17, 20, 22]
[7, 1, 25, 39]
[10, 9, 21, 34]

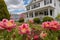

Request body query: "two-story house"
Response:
[23, 0, 60, 22]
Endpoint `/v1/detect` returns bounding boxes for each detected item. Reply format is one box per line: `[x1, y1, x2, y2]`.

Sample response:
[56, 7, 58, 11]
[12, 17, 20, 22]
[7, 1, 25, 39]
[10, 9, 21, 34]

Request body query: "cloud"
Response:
[5, 0, 22, 5]
[5, 0, 26, 14]
[4, 0, 32, 14]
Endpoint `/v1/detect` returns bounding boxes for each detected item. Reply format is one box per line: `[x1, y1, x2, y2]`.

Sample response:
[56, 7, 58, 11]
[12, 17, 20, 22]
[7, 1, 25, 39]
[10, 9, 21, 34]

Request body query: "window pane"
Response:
[27, 7, 30, 10]
[27, 13, 28, 18]
[50, 10, 52, 16]
[44, 0, 46, 5]
[35, 13, 38, 16]
[50, 0, 52, 3]
[39, 12, 43, 15]
[44, 11, 48, 15]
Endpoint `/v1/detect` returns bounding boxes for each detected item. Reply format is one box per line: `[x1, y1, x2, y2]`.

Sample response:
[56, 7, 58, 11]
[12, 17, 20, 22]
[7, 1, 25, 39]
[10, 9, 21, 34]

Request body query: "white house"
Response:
[23, 0, 60, 22]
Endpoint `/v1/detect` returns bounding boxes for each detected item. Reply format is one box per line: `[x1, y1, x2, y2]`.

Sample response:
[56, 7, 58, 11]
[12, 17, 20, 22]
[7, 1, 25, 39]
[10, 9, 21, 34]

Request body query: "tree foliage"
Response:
[0, 0, 10, 21]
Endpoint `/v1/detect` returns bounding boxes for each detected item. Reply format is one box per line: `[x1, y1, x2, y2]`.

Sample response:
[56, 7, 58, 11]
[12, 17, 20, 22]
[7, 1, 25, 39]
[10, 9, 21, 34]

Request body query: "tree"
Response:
[0, 0, 10, 21]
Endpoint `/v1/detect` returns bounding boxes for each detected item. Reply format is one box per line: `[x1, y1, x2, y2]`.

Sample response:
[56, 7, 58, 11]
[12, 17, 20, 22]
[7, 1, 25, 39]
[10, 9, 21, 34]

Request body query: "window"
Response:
[36, 3, 40, 7]
[29, 13, 33, 17]
[35, 12, 38, 16]
[27, 13, 28, 18]
[44, 0, 52, 5]
[31, 5, 34, 9]
[32, 3, 40, 9]
[50, 10, 52, 16]
[50, 0, 52, 3]
[39, 12, 43, 15]
[54, 3, 56, 6]
[44, 0, 49, 5]
[27, 7, 30, 10]
[44, 0, 46, 5]
[44, 11, 48, 15]
[34, 4, 36, 8]
[59, 0, 60, 7]
[46, 0, 50, 4]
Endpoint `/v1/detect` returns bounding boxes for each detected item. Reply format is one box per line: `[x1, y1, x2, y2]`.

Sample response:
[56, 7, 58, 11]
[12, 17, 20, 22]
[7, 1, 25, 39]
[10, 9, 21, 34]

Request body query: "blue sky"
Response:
[23, 0, 31, 5]
[5, 0, 31, 14]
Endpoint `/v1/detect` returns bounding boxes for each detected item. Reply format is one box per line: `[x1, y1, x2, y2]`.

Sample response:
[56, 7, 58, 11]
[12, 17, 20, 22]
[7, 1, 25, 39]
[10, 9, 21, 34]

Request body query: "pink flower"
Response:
[33, 35, 39, 40]
[29, 20, 34, 24]
[0, 22, 5, 30]
[42, 21, 60, 31]
[42, 22, 51, 29]
[2, 19, 16, 32]
[19, 23, 31, 35]
[50, 21, 60, 30]
[40, 31, 47, 39]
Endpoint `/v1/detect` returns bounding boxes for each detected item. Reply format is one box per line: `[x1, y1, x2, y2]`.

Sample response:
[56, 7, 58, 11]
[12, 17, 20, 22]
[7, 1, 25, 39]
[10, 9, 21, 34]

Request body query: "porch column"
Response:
[33, 11, 35, 18]
[48, 8, 50, 16]
[28, 12, 29, 18]
[52, 10, 54, 18]
[38, 12, 40, 17]
[30, 6, 31, 10]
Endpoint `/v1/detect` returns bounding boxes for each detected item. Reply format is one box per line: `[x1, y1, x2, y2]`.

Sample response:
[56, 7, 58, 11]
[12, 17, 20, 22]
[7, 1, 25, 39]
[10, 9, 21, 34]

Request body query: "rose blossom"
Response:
[2, 19, 16, 32]
[18, 23, 31, 35]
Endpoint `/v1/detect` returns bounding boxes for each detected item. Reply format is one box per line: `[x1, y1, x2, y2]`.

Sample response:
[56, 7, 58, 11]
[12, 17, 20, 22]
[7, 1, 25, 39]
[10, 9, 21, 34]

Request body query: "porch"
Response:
[24, 7, 54, 22]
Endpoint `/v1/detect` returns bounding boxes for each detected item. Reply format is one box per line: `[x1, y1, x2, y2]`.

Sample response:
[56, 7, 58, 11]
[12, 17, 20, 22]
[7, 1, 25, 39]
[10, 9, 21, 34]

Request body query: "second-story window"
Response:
[59, 0, 60, 7]
[27, 7, 30, 10]
[50, 0, 52, 3]
[44, 0, 49, 5]
[44, 0, 46, 5]
[44, 0, 52, 5]
[31, 2, 40, 9]
[34, 4, 36, 8]
[36, 3, 40, 7]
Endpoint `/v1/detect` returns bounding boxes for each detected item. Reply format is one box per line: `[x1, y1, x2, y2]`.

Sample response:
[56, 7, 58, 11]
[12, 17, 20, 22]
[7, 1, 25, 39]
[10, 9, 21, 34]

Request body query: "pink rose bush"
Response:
[42, 21, 60, 31]
[0, 19, 16, 32]
[18, 23, 31, 35]
[42, 21, 60, 40]
[1, 19, 60, 40]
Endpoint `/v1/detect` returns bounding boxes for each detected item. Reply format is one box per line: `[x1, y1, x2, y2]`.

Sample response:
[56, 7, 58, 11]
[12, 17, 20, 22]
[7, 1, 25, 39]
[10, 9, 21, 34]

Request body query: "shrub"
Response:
[19, 18, 24, 22]
[33, 18, 40, 24]
[55, 14, 60, 21]
[42, 16, 54, 22]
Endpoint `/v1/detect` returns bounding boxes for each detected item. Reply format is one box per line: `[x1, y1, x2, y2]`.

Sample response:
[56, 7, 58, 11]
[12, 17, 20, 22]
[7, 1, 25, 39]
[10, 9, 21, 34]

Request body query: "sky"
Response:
[4, 0, 31, 14]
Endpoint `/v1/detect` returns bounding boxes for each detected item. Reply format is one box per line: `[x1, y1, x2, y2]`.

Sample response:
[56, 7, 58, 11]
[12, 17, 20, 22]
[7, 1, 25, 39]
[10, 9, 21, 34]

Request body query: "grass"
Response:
[15, 22, 43, 31]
